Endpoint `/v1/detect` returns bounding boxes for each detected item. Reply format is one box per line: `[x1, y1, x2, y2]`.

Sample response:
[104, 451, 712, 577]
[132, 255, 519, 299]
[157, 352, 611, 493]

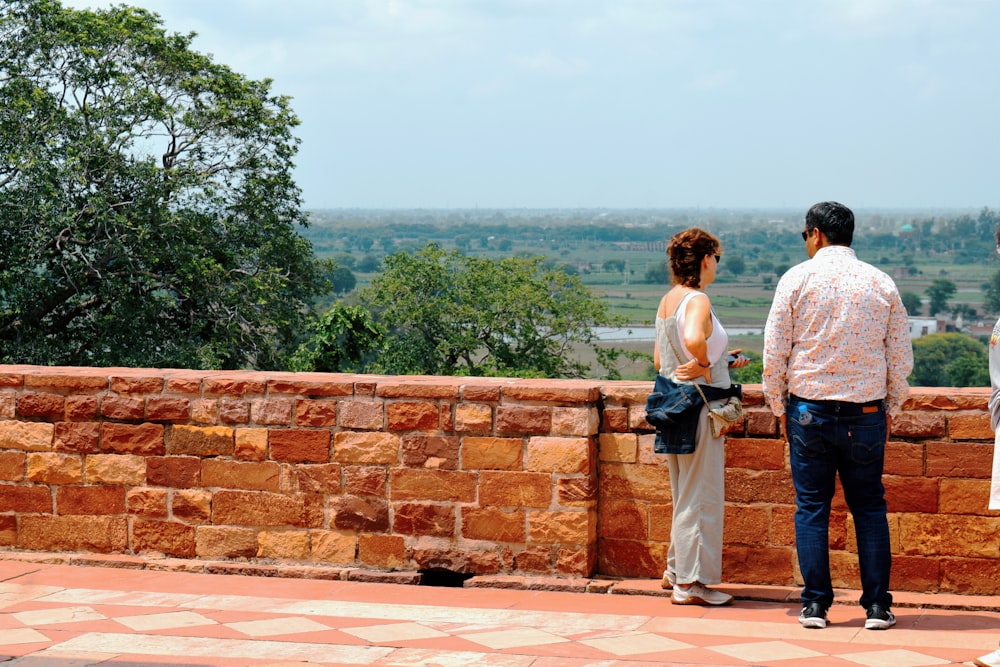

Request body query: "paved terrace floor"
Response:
[1, 554, 998, 666]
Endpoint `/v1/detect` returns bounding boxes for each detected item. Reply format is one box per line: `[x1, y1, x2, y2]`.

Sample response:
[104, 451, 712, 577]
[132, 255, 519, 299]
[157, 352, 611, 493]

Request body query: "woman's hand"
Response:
[727, 349, 751, 369]
[674, 357, 711, 382]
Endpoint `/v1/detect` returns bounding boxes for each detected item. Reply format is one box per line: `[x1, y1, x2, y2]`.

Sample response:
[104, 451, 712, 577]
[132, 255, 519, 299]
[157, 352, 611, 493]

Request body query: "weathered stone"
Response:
[56, 485, 125, 515]
[126, 487, 168, 518]
[462, 437, 522, 470]
[337, 400, 384, 430]
[195, 525, 257, 559]
[331, 496, 389, 532]
[334, 431, 399, 464]
[295, 399, 338, 427]
[83, 454, 145, 486]
[401, 434, 459, 469]
[268, 429, 330, 464]
[168, 425, 232, 457]
[386, 401, 440, 431]
[343, 466, 385, 496]
[132, 518, 196, 557]
[463, 507, 525, 542]
[526, 437, 590, 473]
[358, 534, 406, 569]
[102, 423, 164, 455]
[234, 428, 267, 461]
[393, 502, 455, 537]
[17, 393, 65, 420]
[172, 489, 212, 523]
[598, 433, 637, 463]
[527, 509, 594, 545]
[18, 515, 127, 552]
[258, 530, 311, 560]
[0, 421, 54, 452]
[26, 453, 82, 485]
[495, 405, 551, 435]
[310, 530, 357, 565]
[101, 396, 144, 421]
[146, 456, 200, 488]
[453, 403, 492, 433]
[479, 471, 551, 508]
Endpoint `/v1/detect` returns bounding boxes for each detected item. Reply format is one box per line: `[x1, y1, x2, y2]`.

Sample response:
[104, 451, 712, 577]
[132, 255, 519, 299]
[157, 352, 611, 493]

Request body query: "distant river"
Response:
[593, 326, 764, 341]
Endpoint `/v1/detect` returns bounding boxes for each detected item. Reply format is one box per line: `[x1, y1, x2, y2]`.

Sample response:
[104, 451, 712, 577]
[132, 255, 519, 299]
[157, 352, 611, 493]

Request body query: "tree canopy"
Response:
[909, 333, 988, 388]
[0, 0, 327, 369]
[344, 243, 638, 379]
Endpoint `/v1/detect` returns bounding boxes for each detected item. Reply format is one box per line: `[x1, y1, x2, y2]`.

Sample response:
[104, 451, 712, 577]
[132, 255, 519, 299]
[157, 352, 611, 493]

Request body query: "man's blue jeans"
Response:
[786, 395, 892, 611]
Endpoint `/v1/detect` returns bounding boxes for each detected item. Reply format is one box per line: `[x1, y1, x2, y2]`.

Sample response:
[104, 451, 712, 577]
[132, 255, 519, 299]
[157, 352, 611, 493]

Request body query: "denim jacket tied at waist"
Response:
[645, 374, 742, 454]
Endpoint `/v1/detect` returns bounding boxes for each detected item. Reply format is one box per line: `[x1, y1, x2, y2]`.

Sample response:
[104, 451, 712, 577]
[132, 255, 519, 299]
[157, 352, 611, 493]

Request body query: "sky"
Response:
[61, 0, 1000, 212]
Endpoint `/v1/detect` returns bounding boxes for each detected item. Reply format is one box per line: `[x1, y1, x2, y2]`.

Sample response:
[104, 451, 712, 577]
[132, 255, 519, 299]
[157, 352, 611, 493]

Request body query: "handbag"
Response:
[666, 331, 743, 438]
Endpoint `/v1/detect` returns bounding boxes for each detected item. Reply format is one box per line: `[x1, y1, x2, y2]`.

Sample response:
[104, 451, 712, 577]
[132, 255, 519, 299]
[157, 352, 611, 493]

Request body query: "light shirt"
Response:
[762, 245, 913, 417]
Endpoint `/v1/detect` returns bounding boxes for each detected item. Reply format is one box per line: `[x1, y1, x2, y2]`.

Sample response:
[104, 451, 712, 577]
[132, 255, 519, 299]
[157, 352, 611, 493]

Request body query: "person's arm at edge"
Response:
[763, 277, 793, 420]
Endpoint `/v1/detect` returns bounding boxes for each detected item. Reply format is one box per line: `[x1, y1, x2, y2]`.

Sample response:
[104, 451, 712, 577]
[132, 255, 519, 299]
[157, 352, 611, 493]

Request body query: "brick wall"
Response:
[0, 365, 997, 595]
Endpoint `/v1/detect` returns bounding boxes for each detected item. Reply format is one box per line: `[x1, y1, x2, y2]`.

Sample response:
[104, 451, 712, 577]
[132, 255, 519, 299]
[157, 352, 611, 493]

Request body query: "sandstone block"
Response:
[884, 441, 925, 476]
[938, 478, 992, 515]
[723, 546, 796, 586]
[146, 456, 201, 487]
[892, 411, 946, 438]
[54, 422, 100, 454]
[16, 393, 64, 420]
[102, 422, 164, 455]
[203, 376, 266, 396]
[0, 391, 14, 419]
[551, 406, 599, 437]
[168, 425, 232, 457]
[599, 462, 671, 503]
[334, 431, 399, 464]
[557, 477, 597, 507]
[884, 476, 938, 513]
[723, 506, 771, 547]
[189, 399, 219, 424]
[258, 530, 311, 560]
[401, 434, 459, 469]
[463, 507, 526, 542]
[295, 399, 338, 427]
[358, 534, 407, 569]
[387, 401, 440, 431]
[596, 498, 647, 540]
[310, 530, 357, 565]
[132, 518, 196, 558]
[940, 557, 1000, 595]
[0, 420, 54, 452]
[0, 486, 52, 513]
[926, 441, 993, 478]
[269, 429, 330, 463]
[495, 405, 551, 435]
[0, 451, 26, 481]
[390, 469, 477, 502]
[556, 547, 594, 576]
[101, 396, 144, 421]
[65, 395, 99, 421]
[601, 407, 629, 432]
[172, 489, 212, 524]
[527, 509, 594, 545]
[251, 398, 293, 425]
[597, 537, 663, 579]
[725, 438, 785, 471]
[195, 525, 258, 559]
[218, 398, 250, 423]
[525, 437, 590, 474]
[27, 453, 82, 485]
[598, 433, 638, 463]
[337, 400, 384, 430]
[343, 465, 385, 496]
[145, 397, 190, 422]
[235, 428, 268, 461]
[393, 502, 456, 537]
[649, 502, 672, 542]
[515, 546, 553, 573]
[18, 515, 127, 552]
[461, 437, 522, 470]
[479, 471, 552, 508]
[948, 413, 993, 440]
[110, 376, 164, 394]
[24, 373, 108, 393]
[412, 543, 501, 575]
[454, 403, 492, 433]
[126, 487, 168, 518]
[57, 485, 125, 515]
[83, 454, 145, 486]
[295, 463, 342, 494]
[331, 496, 389, 532]
[212, 489, 308, 527]
[267, 377, 354, 397]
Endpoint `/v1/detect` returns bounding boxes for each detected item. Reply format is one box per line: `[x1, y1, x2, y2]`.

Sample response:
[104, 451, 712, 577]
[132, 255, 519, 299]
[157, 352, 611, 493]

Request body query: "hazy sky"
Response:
[62, 0, 1000, 212]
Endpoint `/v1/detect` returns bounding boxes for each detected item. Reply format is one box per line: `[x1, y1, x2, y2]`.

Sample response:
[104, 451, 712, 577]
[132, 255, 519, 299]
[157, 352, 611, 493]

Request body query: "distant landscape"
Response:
[299, 206, 1000, 381]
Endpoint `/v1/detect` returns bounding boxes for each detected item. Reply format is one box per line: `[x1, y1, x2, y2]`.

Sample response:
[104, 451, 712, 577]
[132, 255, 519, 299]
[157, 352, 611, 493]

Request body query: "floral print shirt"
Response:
[763, 245, 913, 417]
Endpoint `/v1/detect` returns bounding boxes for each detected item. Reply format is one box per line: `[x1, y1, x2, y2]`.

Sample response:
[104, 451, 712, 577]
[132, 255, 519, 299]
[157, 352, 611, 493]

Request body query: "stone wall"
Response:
[0, 365, 997, 595]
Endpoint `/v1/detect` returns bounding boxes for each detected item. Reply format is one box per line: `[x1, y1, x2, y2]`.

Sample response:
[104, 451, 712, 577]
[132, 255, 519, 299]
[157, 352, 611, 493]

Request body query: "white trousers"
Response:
[666, 404, 726, 585]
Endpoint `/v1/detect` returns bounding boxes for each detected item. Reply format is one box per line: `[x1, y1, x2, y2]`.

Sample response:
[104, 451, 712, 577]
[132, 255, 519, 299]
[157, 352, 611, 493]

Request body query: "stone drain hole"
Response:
[418, 568, 474, 587]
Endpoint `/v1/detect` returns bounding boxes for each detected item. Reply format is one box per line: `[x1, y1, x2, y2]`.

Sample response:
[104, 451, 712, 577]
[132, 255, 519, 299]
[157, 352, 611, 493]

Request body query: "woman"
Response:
[654, 227, 749, 606]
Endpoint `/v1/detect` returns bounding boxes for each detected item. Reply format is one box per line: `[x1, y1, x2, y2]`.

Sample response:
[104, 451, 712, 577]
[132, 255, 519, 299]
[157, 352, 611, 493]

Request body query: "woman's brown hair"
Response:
[667, 227, 720, 288]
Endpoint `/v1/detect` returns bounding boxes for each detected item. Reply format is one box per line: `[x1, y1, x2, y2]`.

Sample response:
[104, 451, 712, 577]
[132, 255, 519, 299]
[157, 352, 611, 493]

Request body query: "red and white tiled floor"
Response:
[1, 557, 998, 666]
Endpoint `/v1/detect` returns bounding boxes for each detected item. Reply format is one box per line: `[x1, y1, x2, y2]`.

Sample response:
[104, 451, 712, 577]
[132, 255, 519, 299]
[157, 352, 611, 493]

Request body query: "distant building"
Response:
[908, 317, 943, 339]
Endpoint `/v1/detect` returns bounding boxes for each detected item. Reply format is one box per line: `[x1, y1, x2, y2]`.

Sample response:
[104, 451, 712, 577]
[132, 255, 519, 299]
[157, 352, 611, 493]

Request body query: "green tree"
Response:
[644, 260, 670, 285]
[289, 304, 384, 373]
[330, 267, 357, 295]
[724, 254, 746, 276]
[0, 0, 326, 369]
[900, 291, 923, 316]
[910, 333, 987, 387]
[924, 278, 956, 316]
[360, 243, 636, 378]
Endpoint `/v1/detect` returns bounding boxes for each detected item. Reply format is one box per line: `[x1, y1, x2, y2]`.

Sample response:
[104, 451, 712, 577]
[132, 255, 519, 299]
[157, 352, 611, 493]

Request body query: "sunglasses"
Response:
[714, 254, 721, 263]
[801, 229, 810, 241]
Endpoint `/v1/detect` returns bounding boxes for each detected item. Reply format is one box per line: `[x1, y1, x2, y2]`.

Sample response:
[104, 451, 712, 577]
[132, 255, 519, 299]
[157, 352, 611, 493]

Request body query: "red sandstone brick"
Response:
[556, 546, 594, 576]
[892, 411, 946, 438]
[343, 465, 384, 496]
[200, 459, 280, 491]
[0, 485, 52, 513]
[168, 425, 232, 457]
[0, 373, 24, 388]
[252, 398, 294, 425]
[358, 534, 407, 569]
[331, 495, 389, 532]
[165, 376, 202, 394]
[515, 546, 554, 573]
[926, 441, 993, 478]
[172, 489, 212, 524]
[26, 452, 82, 485]
[389, 469, 477, 502]
[269, 429, 330, 463]
[0, 515, 16, 546]
[338, 400, 384, 429]
[127, 487, 169, 518]
[597, 537, 663, 579]
[412, 546, 501, 575]
[24, 373, 108, 393]
[56, 486, 125, 515]
[295, 463, 342, 494]
[258, 529, 311, 559]
[771, 505, 796, 546]
[310, 529, 357, 565]
[885, 476, 938, 513]
[462, 436, 522, 470]
[110, 376, 164, 394]
[525, 436, 590, 474]
[295, 399, 338, 427]
[501, 383, 599, 403]
[948, 413, 993, 440]
[64, 395, 99, 421]
[940, 557, 1000, 595]
[597, 498, 648, 540]
[725, 437, 785, 470]
[464, 507, 526, 542]
[54, 422, 100, 454]
[376, 381, 459, 399]
[101, 423, 165, 455]
[723, 546, 796, 586]
[745, 409, 777, 436]
[267, 377, 354, 396]
[218, 398, 250, 423]
[101, 396, 145, 421]
[401, 434, 459, 469]
[649, 502, 672, 542]
[145, 397, 190, 422]
[18, 515, 127, 552]
[386, 401, 440, 431]
[203, 376, 266, 396]
[195, 525, 259, 559]
[601, 406, 629, 432]
[212, 489, 310, 527]
[0, 451, 26, 481]
[189, 399, 218, 423]
[393, 502, 456, 537]
[479, 471, 552, 508]
[132, 518, 196, 557]
[0, 391, 14, 419]
[17, 393, 64, 420]
[884, 441, 925, 476]
[892, 554, 941, 593]
[528, 509, 594, 545]
[557, 477, 597, 507]
[938, 478, 993, 515]
[453, 402, 492, 433]
[462, 385, 501, 402]
[495, 405, 552, 435]
[146, 456, 201, 487]
[599, 462, 672, 503]
[334, 431, 399, 464]
[724, 506, 772, 547]
[725, 469, 796, 505]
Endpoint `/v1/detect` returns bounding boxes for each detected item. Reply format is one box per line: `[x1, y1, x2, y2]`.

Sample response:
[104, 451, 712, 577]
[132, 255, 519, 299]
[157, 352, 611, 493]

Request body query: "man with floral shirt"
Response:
[763, 201, 912, 631]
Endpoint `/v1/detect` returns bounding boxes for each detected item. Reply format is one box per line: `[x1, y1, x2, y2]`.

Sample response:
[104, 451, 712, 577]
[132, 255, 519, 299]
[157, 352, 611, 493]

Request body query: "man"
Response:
[763, 201, 913, 631]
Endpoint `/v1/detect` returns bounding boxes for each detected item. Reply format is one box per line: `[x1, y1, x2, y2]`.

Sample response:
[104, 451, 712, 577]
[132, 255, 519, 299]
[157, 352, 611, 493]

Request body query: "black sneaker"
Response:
[798, 602, 827, 629]
[865, 603, 896, 630]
